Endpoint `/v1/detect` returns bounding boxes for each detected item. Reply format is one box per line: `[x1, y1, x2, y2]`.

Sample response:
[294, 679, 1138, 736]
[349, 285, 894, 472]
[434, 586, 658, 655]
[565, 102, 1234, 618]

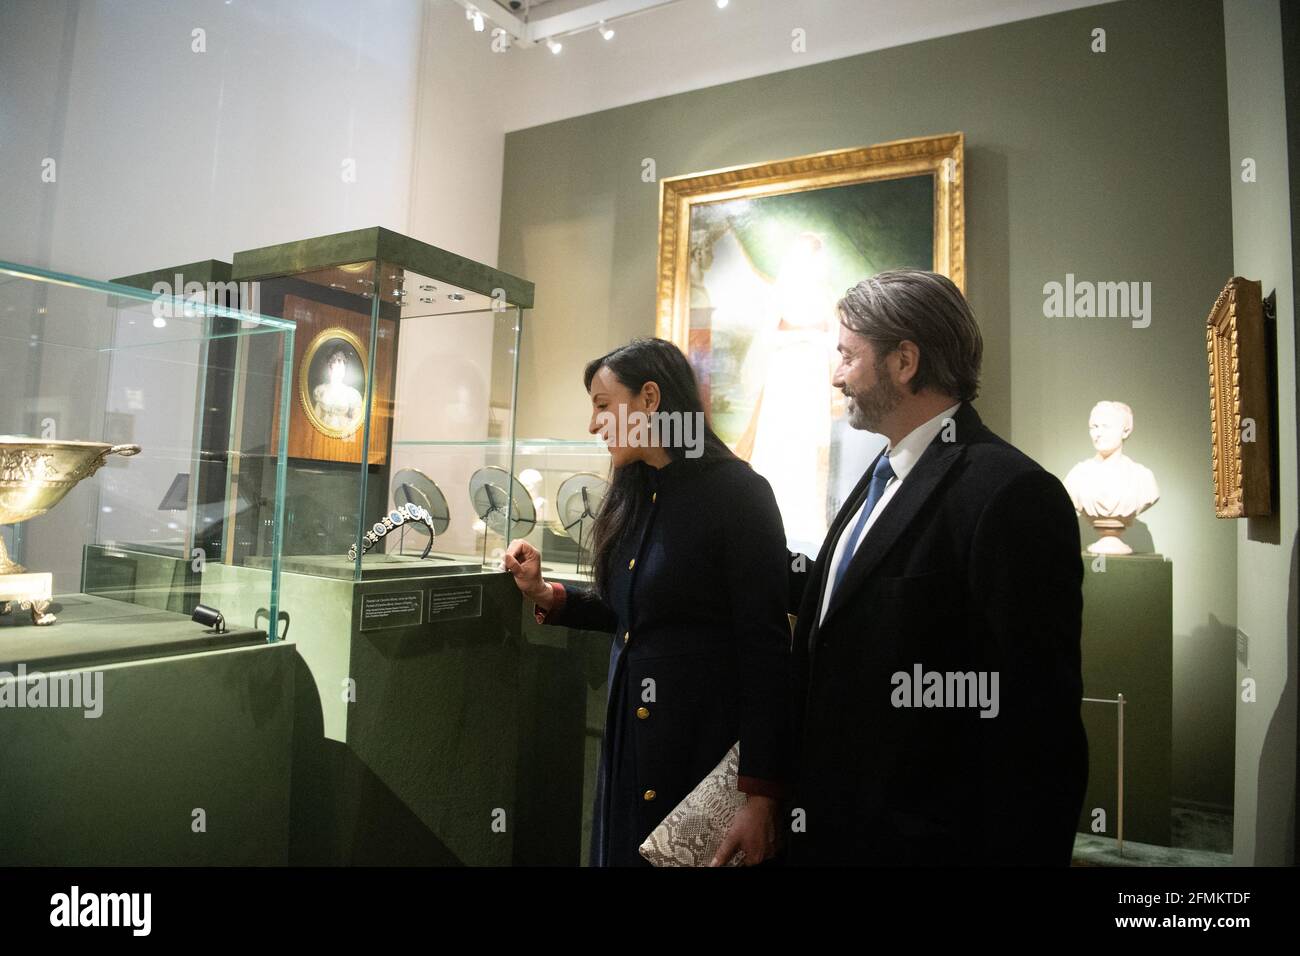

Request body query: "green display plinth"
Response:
[0, 641, 295, 865]
[0, 591, 265, 672]
[520, 572, 610, 866]
[210, 560, 591, 865]
[344, 572, 524, 865]
[1077, 553, 1173, 847]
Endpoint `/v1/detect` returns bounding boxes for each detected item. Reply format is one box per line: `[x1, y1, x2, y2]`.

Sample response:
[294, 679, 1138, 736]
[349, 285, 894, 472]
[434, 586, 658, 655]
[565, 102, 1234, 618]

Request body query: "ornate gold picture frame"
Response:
[656, 132, 965, 343]
[1206, 276, 1273, 518]
[271, 299, 395, 465]
[653, 133, 964, 552]
[299, 326, 369, 441]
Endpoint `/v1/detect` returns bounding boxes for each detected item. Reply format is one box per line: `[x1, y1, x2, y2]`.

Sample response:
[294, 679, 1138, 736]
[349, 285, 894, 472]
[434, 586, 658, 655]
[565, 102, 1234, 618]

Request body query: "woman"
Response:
[504, 337, 791, 867]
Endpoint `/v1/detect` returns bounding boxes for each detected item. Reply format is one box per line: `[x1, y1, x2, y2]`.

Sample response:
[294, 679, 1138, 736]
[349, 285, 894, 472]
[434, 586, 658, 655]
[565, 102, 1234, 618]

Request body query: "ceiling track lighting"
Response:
[453, 0, 704, 53]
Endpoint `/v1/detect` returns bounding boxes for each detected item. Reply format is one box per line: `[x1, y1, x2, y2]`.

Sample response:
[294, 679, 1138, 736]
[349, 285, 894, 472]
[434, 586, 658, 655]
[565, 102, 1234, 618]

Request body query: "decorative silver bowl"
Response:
[0, 437, 141, 575]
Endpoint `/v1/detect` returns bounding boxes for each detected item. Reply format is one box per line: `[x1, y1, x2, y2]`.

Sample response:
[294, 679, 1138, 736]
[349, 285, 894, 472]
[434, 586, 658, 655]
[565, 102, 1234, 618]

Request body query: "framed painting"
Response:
[656, 133, 965, 552]
[272, 296, 395, 465]
[1206, 276, 1273, 518]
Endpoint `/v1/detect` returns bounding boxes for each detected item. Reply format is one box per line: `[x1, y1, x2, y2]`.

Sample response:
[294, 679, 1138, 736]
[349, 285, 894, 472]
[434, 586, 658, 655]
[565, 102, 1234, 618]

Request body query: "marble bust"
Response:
[1064, 401, 1160, 554]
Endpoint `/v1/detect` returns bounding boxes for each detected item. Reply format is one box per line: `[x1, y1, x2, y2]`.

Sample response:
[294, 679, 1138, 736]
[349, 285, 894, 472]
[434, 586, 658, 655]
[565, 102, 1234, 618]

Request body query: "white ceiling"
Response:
[435, 0, 1117, 132]
[471, 0, 687, 45]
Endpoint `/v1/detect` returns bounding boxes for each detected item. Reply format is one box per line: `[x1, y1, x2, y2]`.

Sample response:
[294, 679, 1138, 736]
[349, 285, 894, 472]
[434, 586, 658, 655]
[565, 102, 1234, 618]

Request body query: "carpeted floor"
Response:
[1071, 805, 1234, 866]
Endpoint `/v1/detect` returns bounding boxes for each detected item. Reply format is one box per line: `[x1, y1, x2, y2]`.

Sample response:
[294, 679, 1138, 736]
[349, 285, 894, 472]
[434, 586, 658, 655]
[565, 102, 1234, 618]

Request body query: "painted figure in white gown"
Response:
[744, 233, 838, 554]
[312, 349, 364, 437]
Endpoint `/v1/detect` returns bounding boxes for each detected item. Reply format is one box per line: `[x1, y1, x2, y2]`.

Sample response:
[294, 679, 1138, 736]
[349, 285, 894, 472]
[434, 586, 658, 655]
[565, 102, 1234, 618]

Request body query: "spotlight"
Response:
[192, 604, 226, 633]
[547, 37, 562, 54]
[599, 23, 615, 40]
[716, 0, 729, 8]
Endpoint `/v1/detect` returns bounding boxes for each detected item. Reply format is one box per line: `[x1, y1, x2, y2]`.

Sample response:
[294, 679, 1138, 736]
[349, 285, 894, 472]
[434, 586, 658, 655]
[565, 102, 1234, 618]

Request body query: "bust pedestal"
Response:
[1077, 553, 1173, 847]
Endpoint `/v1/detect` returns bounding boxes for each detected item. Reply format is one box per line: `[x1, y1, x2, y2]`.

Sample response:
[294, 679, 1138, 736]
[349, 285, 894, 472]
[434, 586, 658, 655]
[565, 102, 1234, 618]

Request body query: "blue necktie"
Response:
[829, 453, 895, 599]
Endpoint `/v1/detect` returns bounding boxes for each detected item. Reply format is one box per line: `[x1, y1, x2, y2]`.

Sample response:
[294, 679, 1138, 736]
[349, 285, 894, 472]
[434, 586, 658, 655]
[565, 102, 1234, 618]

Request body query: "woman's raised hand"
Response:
[504, 538, 553, 608]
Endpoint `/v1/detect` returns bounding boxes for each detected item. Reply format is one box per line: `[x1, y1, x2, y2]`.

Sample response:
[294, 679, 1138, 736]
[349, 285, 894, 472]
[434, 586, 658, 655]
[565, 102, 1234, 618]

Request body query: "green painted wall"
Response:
[1223, 0, 1298, 866]
[500, 0, 1239, 816]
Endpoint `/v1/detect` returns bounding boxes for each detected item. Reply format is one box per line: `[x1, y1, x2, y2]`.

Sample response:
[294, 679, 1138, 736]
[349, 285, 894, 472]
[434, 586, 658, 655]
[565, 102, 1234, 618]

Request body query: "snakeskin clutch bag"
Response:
[639, 741, 745, 867]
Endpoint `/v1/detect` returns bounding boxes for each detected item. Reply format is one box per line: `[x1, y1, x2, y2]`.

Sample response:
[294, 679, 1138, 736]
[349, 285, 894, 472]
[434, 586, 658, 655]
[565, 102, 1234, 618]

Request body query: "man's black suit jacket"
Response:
[786, 400, 1088, 866]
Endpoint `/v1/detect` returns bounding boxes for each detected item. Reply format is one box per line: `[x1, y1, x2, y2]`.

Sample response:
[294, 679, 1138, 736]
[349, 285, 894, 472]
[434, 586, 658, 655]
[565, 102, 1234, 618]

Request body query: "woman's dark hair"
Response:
[584, 337, 735, 596]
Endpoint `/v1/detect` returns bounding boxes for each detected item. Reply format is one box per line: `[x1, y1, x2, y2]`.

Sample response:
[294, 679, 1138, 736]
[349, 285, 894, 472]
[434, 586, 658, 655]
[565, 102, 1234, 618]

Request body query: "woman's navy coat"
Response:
[544, 455, 791, 866]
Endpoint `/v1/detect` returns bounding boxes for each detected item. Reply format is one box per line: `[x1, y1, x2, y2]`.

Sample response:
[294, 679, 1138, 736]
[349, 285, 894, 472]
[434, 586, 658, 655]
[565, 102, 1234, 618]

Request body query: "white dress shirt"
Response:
[819, 402, 962, 624]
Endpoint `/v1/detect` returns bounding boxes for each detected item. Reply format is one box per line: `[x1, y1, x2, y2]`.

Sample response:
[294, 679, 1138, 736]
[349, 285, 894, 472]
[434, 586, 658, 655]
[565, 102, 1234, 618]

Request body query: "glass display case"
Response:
[0, 260, 292, 659]
[383, 438, 611, 582]
[228, 227, 534, 581]
[512, 438, 611, 580]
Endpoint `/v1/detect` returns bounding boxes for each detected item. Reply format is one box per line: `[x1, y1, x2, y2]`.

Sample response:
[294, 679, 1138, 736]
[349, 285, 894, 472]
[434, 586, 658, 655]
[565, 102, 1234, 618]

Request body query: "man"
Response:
[785, 270, 1088, 866]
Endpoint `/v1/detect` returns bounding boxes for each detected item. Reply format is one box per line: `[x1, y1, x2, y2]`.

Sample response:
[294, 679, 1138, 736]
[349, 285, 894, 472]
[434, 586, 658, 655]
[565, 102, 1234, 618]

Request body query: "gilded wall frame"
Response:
[656, 132, 965, 344]
[271, 300, 396, 465]
[299, 326, 370, 441]
[1206, 276, 1273, 518]
[653, 133, 964, 551]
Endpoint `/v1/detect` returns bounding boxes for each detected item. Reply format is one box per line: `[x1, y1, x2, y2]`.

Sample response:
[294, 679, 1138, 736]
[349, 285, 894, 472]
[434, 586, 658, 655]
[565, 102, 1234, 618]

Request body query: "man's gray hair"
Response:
[837, 269, 983, 402]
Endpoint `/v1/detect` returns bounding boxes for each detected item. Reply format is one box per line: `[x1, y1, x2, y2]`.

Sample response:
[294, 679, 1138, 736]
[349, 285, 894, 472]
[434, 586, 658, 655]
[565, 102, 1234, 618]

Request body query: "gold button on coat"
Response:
[643, 790, 657, 801]
[651, 492, 656, 503]
[636, 707, 649, 719]
[623, 631, 630, 644]
[628, 558, 636, 570]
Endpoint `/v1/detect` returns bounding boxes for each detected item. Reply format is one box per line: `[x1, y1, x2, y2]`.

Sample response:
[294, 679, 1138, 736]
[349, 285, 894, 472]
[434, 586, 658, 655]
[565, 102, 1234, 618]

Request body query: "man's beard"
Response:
[844, 373, 903, 432]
